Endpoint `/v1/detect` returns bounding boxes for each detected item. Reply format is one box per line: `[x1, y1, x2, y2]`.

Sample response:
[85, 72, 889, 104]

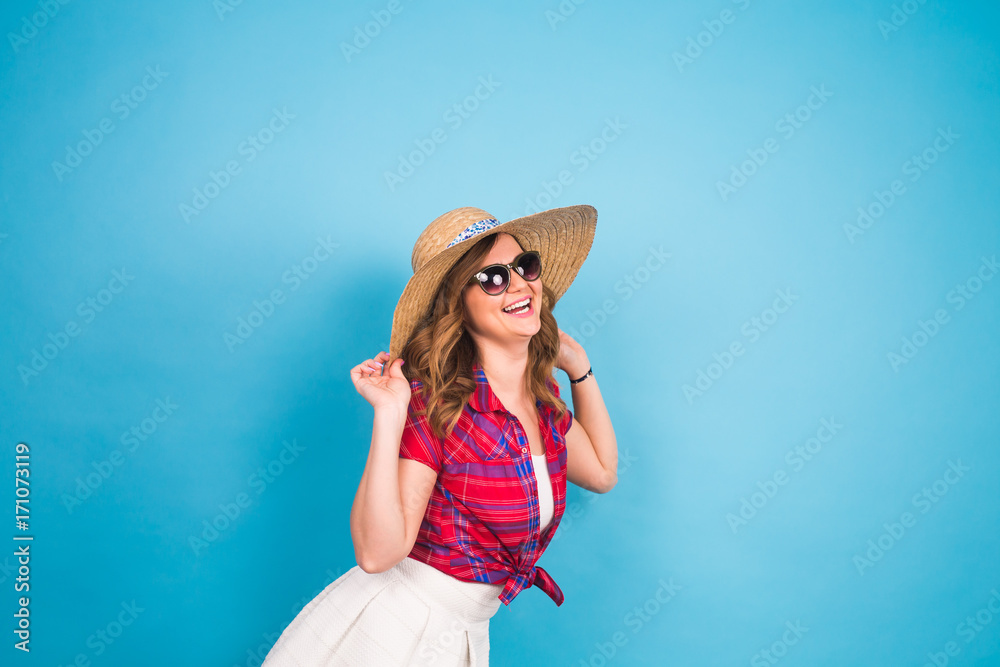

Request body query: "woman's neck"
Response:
[478, 350, 531, 406]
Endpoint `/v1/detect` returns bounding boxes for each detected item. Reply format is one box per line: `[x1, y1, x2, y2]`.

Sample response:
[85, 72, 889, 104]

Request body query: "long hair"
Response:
[400, 232, 569, 441]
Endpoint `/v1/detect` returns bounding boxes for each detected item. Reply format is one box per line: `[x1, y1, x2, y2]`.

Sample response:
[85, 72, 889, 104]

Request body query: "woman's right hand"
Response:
[350, 351, 411, 414]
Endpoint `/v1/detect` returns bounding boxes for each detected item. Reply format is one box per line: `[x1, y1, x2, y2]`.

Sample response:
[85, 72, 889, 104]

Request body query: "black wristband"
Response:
[570, 367, 593, 384]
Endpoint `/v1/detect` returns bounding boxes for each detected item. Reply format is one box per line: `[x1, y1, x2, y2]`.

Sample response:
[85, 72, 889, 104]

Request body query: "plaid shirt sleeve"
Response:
[398, 381, 443, 472]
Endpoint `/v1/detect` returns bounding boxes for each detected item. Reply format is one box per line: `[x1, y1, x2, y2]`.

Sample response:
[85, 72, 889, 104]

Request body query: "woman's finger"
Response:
[351, 354, 389, 383]
[352, 361, 379, 379]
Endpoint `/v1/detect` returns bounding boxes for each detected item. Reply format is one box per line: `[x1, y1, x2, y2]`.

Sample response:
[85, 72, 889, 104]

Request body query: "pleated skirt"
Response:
[261, 556, 506, 667]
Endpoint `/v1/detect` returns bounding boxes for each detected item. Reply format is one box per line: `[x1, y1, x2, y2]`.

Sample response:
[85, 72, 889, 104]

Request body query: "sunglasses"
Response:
[467, 250, 542, 295]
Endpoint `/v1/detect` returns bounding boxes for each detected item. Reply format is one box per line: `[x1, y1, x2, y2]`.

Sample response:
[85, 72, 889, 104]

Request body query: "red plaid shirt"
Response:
[398, 360, 573, 606]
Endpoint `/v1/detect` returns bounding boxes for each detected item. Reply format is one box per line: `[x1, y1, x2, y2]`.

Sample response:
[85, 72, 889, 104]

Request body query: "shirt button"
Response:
[521, 447, 527, 453]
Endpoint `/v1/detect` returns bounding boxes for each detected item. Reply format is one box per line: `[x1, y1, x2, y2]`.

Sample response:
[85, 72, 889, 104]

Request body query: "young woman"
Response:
[263, 205, 618, 666]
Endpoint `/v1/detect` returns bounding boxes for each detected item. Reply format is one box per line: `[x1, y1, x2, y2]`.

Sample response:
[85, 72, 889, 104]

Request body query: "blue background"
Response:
[1, 0, 998, 665]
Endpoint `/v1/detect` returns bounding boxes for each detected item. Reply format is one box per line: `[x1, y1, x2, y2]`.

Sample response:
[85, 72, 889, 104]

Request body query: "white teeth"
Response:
[503, 297, 531, 313]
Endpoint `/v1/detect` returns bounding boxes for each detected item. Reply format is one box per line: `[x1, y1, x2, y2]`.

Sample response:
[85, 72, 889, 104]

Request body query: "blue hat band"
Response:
[446, 218, 501, 248]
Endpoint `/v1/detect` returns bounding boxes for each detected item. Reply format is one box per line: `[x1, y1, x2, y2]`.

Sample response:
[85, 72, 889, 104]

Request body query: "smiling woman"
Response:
[262, 205, 619, 666]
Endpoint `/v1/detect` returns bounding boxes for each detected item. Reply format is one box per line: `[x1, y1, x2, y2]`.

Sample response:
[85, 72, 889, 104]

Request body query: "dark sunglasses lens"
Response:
[516, 252, 541, 280]
[480, 266, 509, 294]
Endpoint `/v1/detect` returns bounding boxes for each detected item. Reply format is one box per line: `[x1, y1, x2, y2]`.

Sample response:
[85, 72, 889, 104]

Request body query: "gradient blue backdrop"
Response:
[1, 1, 998, 665]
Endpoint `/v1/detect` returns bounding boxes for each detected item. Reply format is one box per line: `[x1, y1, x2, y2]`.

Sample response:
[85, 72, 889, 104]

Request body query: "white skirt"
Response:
[262, 556, 506, 667]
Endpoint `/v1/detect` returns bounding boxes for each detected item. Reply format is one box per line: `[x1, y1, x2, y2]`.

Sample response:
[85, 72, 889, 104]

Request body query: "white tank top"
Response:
[532, 453, 554, 532]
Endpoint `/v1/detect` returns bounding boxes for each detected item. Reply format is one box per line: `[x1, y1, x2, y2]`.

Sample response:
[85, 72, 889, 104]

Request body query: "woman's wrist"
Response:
[566, 364, 592, 383]
[373, 402, 408, 425]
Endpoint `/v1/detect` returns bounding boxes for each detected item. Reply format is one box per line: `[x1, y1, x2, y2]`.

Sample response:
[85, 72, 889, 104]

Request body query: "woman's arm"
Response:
[350, 402, 437, 573]
[557, 329, 618, 494]
[564, 369, 618, 493]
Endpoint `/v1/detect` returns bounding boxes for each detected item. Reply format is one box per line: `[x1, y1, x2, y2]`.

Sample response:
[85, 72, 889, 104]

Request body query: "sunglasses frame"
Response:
[466, 250, 542, 296]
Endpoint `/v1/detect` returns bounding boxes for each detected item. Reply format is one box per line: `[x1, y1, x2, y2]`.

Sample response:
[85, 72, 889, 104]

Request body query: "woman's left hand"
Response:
[556, 328, 590, 379]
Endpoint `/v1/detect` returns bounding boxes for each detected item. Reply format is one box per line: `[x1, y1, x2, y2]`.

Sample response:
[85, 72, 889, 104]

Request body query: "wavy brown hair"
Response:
[400, 232, 569, 441]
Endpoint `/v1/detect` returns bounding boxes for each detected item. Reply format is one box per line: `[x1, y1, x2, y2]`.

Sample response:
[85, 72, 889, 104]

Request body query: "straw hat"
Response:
[387, 204, 597, 362]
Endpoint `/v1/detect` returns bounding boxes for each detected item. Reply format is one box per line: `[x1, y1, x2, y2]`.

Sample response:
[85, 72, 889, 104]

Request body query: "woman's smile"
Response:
[502, 295, 533, 317]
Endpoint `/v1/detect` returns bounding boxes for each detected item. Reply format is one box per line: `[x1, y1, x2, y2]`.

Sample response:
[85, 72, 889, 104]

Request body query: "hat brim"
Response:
[387, 204, 597, 363]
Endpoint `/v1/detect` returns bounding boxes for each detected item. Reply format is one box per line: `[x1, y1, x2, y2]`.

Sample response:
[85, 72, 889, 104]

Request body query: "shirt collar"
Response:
[468, 360, 552, 416]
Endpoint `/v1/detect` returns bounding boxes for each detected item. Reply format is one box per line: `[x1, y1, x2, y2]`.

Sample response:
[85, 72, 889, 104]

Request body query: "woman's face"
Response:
[461, 233, 542, 346]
